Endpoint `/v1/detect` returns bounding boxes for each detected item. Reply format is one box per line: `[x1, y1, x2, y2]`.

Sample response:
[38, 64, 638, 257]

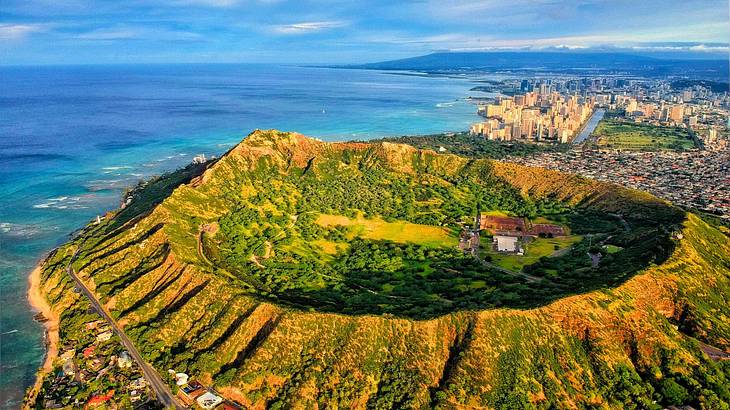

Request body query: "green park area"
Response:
[592, 119, 696, 151]
[482, 234, 582, 272]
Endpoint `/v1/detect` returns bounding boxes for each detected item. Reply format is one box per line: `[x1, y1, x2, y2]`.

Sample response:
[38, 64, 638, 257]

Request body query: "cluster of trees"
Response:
[379, 132, 569, 160]
[208, 147, 683, 319]
[526, 214, 677, 293]
[293, 160, 537, 227]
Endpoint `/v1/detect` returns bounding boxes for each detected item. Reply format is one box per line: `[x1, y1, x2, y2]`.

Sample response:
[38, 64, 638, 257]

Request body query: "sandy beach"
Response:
[25, 262, 59, 407]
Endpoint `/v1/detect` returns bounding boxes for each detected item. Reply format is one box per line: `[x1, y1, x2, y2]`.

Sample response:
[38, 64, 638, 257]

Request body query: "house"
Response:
[96, 330, 113, 342]
[179, 381, 205, 402]
[128, 377, 147, 390]
[79, 370, 93, 382]
[85, 320, 104, 331]
[87, 357, 104, 372]
[174, 372, 189, 386]
[130, 389, 142, 403]
[62, 359, 76, 377]
[82, 345, 96, 358]
[86, 390, 115, 408]
[43, 399, 62, 409]
[118, 351, 133, 368]
[494, 235, 521, 254]
[197, 391, 224, 410]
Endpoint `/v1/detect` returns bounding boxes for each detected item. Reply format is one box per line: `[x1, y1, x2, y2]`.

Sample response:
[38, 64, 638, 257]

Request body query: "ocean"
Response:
[0, 64, 478, 407]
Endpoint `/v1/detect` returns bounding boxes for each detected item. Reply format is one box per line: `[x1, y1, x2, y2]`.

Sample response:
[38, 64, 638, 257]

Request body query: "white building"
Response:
[494, 235, 521, 254]
[118, 351, 133, 368]
[197, 391, 224, 409]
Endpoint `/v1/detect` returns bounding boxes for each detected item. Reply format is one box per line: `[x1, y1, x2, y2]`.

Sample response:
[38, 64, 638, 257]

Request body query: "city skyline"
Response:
[1, 0, 728, 65]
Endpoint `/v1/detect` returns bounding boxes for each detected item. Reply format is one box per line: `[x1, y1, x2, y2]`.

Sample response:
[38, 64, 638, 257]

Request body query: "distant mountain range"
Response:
[345, 51, 729, 79]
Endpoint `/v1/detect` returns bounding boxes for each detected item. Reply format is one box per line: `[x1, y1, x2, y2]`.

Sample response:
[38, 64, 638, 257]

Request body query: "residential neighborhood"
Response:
[38, 318, 159, 409]
[507, 149, 730, 219]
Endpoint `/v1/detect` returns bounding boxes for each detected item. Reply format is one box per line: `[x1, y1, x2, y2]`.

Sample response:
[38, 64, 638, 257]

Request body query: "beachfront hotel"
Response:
[470, 89, 595, 144]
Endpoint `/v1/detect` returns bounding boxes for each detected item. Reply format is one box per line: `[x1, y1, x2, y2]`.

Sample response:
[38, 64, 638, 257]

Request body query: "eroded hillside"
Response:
[32, 130, 730, 409]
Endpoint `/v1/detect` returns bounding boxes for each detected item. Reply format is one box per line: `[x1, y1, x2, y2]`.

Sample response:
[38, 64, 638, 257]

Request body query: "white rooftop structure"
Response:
[118, 351, 133, 368]
[196, 391, 223, 409]
[495, 235, 520, 253]
[175, 372, 189, 386]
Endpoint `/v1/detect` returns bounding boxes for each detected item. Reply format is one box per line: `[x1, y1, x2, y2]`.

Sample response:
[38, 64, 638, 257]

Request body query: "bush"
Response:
[659, 378, 690, 405]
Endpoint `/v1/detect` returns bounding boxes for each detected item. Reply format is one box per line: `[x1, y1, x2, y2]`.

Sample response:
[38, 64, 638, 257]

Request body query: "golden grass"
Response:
[312, 239, 345, 255]
[316, 214, 458, 248]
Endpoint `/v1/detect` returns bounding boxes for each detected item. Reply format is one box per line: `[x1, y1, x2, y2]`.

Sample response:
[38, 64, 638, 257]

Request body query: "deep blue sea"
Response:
[0, 64, 478, 407]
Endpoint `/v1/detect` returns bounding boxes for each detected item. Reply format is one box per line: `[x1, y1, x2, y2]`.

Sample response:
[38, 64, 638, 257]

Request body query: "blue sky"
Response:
[1, 0, 728, 64]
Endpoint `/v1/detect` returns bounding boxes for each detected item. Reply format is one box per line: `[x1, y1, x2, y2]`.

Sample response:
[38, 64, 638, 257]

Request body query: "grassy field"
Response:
[316, 213, 458, 248]
[603, 244, 623, 254]
[482, 235, 583, 271]
[482, 210, 511, 217]
[592, 119, 696, 151]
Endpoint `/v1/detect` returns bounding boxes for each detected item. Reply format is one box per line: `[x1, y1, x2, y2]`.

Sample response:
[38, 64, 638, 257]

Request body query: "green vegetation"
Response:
[592, 119, 696, 151]
[380, 132, 569, 159]
[189, 141, 684, 319]
[603, 244, 623, 254]
[112, 161, 209, 229]
[29, 249, 160, 409]
[482, 234, 582, 271]
[31, 131, 730, 410]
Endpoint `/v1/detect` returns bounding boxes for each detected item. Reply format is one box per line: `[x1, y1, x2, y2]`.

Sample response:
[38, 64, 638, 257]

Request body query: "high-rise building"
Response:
[486, 104, 503, 117]
[708, 127, 718, 143]
[626, 99, 638, 113]
[670, 105, 684, 123]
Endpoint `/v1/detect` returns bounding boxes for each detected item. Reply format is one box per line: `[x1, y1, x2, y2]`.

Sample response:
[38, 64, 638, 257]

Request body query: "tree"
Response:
[659, 378, 690, 405]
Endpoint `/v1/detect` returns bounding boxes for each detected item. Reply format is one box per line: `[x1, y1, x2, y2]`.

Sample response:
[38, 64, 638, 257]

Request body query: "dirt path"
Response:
[549, 247, 572, 258]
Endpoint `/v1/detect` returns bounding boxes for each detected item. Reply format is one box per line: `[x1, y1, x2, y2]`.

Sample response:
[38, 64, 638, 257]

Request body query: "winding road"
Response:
[66, 244, 186, 409]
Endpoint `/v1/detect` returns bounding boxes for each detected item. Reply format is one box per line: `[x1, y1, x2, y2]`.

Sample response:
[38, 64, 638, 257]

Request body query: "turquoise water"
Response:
[0, 64, 478, 407]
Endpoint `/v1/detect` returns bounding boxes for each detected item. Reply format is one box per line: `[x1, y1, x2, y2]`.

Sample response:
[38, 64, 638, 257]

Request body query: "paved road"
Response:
[66, 245, 186, 409]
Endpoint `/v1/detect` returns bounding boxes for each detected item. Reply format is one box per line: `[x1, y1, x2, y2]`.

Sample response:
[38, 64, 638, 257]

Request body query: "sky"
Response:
[0, 0, 728, 65]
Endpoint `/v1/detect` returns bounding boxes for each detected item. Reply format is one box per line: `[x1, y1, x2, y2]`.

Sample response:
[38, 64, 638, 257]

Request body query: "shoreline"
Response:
[24, 260, 59, 408]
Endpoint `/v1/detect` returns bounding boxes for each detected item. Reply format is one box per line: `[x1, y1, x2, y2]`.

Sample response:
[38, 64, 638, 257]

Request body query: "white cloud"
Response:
[359, 25, 729, 54]
[0, 23, 48, 41]
[76, 26, 202, 41]
[630, 43, 729, 53]
[273, 21, 347, 35]
[77, 28, 140, 40]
